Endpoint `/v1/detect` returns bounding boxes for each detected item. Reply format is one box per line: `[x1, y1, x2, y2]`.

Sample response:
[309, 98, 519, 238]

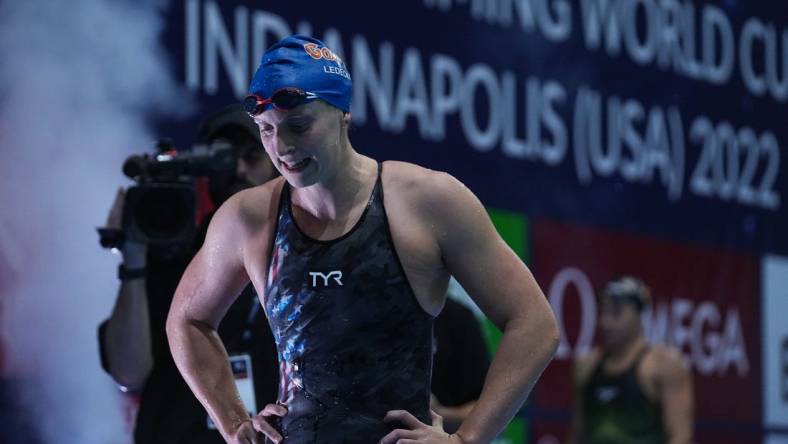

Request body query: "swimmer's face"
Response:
[597, 296, 641, 349]
[254, 100, 346, 188]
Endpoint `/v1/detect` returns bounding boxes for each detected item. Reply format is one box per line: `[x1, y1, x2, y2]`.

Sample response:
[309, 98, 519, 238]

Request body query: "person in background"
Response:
[431, 293, 491, 434]
[98, 104, 280, 444]
[567, 276, 694, 444]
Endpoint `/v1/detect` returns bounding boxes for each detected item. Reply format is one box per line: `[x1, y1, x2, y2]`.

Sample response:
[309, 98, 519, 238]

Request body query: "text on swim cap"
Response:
[303, 42, 344, 65]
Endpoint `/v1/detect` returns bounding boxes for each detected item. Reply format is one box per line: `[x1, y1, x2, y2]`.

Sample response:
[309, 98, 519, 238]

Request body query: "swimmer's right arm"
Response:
[166, 193, 284, 444]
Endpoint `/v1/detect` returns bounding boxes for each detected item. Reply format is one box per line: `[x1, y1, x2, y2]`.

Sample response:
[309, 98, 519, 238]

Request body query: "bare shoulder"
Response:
[381, 160, 474, 214]
[646, 343, 689, 380]
[573, 347, 602, 385]
[646, 343, 685, 368]
[217, 177, 285, 234]
[381, 160, 451, 192]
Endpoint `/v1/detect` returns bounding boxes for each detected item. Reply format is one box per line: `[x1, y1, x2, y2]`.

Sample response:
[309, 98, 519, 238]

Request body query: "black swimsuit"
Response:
[582, 346, 664, 444]
[264, 163, 434, 443]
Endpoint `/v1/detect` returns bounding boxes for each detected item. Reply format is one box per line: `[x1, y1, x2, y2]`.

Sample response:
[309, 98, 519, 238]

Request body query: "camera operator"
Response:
[98, 105, 279, 443]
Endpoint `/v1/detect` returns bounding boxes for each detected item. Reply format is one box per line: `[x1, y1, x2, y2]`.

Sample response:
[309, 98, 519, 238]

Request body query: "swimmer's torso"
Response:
[262, 163, 434, 443]
[582, 347, 664, 444]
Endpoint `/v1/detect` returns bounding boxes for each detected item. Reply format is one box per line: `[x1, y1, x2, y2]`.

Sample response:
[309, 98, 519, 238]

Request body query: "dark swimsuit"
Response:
[582, 346, 664, 444]
[264, 163, 434, 443]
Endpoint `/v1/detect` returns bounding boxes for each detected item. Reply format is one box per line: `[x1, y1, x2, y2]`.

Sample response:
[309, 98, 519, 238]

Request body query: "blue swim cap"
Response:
[248, 35, 352, 113]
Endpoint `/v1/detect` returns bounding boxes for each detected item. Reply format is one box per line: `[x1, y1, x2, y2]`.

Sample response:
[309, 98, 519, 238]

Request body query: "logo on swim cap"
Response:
[248, 35, 352, 113]
[303, 42, 340, 62]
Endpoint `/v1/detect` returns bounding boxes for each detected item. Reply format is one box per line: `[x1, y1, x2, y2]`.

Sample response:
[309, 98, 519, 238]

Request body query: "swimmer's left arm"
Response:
[657, 347, 694, 444]
[383, 171, 559, 444]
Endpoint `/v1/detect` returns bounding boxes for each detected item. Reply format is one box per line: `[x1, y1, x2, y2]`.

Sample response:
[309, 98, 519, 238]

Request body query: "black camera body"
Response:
[122, 182, 196, 246]
[120, 142, 237, 247]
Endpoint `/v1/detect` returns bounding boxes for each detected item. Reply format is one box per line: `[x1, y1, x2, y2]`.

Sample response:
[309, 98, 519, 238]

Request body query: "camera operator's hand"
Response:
[106, 187, 147, 268]
[122, 239, 147, 269]
[101, 187, 153, 390]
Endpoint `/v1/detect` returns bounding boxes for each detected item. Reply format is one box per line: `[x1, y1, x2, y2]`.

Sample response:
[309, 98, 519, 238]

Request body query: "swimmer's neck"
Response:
[291, 146, 377, 220]
[603, 334, 646, 360]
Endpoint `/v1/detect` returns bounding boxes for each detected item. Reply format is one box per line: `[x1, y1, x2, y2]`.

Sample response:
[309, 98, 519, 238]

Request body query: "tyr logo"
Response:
[309, 270, 343, 287]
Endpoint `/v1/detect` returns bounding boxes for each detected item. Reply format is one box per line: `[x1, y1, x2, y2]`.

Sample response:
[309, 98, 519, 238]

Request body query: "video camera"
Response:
[99, 139, 237, 250]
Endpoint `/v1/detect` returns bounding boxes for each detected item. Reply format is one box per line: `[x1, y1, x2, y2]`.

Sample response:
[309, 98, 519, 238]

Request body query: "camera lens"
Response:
[133, 187, 192, 242]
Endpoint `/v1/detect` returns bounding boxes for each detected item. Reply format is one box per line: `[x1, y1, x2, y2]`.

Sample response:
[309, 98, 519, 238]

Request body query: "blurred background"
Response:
[0, 0, 786, 443]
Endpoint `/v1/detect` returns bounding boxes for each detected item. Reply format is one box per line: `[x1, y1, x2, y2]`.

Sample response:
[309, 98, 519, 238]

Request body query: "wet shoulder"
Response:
[228, 177, 286, 235]
[381, 160, 465, 212]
